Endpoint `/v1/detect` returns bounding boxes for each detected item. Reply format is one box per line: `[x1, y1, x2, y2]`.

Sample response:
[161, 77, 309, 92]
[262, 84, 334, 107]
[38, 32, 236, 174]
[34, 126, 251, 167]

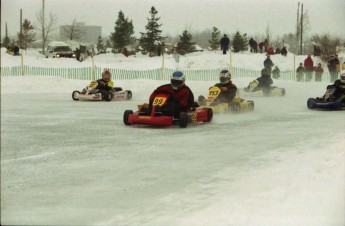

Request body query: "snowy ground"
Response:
[1, 49, 345, 225]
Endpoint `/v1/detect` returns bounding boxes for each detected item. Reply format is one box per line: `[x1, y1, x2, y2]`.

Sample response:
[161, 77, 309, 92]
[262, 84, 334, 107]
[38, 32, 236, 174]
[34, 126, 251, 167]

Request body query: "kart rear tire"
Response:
[72, 90, 80, 101]
[206, 108, 213, 122]
[123, 110, 133, 125]
[179, 112, 188, 128]
[281, 88, 286, 96]
[231, 102, 240, 112]
[248, 100, 254, 110]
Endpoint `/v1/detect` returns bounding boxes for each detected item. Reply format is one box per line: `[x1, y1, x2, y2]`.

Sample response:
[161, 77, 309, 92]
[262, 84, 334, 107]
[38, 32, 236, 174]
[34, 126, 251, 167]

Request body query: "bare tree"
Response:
[63, 18, 83, 40]
[311, 34, 341, 61]
[36, 3, 58, 54]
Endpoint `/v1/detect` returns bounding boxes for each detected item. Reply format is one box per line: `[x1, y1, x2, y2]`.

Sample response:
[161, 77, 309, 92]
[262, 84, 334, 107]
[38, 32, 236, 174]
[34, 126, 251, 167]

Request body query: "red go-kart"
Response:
[123, 92, 213, 128]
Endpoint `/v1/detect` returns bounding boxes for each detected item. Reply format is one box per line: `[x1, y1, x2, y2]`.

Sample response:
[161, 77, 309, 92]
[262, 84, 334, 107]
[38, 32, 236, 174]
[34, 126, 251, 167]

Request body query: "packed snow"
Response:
[1, 48, 344, 226]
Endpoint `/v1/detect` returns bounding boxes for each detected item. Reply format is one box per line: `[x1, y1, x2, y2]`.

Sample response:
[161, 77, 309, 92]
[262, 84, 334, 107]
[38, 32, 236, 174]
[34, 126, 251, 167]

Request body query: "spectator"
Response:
[327, 55, 338, 82]
[249, 38, 258, 53]
[267, 45, 275, 55]
[263, 55, 274, 75]
[157, 43, 162, 56]
[272, 66, 280, 79]
[13, 46, 20, 56]
[220, 34, 230, 55]
[296, 63, 305, 82]
[313, 45, 321, 57]
[275, 47, 281, 54]
[263, 39, 268, 52]
[304, 54, 314, 82]
[258, 42, 264, 53]
[122, 48, 129, 57]
[314, 63, 324, 82]
[335, 54, 340, 72]
[75, 48, 81, 61]
[281, 47, 287, 56]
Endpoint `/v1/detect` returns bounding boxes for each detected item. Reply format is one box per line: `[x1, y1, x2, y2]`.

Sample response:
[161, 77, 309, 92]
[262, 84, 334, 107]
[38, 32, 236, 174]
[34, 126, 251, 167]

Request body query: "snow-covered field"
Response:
[1, 49, 344, 226]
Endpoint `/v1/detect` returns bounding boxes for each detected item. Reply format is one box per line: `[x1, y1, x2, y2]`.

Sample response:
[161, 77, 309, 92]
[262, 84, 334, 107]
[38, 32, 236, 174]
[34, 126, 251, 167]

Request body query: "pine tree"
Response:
[177, 30, 196, 54]
[138, 6, 166, 56]
[3, 23, 11, 47]
[208, 27, 220, 50]
[110, 11, 135, 53]
[17, 19, 35, 49]
[96, 36, 105, 53]
[232, 31, 248, 52]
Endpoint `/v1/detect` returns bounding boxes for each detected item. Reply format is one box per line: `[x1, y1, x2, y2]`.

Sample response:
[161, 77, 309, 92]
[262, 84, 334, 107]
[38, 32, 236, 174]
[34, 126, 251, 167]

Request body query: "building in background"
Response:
[59, 22, 101, 44]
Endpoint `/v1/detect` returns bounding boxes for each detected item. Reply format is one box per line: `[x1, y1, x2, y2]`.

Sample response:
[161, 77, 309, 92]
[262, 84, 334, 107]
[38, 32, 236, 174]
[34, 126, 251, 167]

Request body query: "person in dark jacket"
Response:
[263, 55, 274, 75]
[213, 70, 237, 103]
[327, 55, 339, 82]
[220, 34, 230, 55]
[272, 66, 280, 79]
[281, 47, 287, 56]
[148, 71, 194, 117]
[296, 63, 306, 82]
[245, 69, 273, 94]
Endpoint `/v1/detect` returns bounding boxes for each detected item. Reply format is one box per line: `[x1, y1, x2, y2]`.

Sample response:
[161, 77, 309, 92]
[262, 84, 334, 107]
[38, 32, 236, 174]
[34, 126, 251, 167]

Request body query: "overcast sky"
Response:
[1, 0, 344, 40]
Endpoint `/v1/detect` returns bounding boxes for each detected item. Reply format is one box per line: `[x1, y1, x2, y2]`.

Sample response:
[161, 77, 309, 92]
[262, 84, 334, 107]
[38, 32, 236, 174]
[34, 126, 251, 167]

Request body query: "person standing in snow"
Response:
[220, 34, 230, 55]
[272, 66, 280, 79]
[327, 55, 339, 83]
[314, 63, 324, 82]
[263, 55, 274, 75]
[296, 63, 306, 82]
[304, 54, 314, 82]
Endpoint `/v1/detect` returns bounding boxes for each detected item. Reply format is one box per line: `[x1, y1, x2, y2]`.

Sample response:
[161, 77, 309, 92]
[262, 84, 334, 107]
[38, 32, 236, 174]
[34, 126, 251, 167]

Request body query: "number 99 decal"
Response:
[152, 97, 167, 106]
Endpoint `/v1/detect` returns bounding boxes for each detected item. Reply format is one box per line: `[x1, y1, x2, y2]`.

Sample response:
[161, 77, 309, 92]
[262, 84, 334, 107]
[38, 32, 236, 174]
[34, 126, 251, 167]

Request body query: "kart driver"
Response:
[246, 68, 273, 93]
[148, 71, 195, 116]
[97, 70, 114, 93]
[213, 70, 237, 103]
[321, 73, 345, 102]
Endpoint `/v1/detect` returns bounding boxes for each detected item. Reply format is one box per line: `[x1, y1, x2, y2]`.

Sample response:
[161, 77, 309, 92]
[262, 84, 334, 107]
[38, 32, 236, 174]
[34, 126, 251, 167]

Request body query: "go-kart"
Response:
[72, 80, 132, 101]
[237, 79, 285, 97]
[198, 86, 254, 113]
[123, 92, 213, 128]
[307, 85, 345, 110]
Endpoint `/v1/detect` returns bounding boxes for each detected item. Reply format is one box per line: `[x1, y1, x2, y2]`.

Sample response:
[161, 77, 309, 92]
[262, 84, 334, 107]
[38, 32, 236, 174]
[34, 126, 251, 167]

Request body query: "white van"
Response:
[45, 41, 76, 58]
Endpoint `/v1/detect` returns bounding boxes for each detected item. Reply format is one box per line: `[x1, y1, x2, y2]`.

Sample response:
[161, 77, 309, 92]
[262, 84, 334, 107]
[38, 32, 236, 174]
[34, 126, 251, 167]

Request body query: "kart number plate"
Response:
[152, 97, 167, 106]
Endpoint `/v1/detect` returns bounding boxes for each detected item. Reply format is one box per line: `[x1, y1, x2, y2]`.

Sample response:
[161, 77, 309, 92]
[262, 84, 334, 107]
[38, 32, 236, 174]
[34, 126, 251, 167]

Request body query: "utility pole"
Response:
[296, 2, 300, 55]
[300, 3, 303, 55]
[20, 9, 22, 48]
[42, 0, 45, 54]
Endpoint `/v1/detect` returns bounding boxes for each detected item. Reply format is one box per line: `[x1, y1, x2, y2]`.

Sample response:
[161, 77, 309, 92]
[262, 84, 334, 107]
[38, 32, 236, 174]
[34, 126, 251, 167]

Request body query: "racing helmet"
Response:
[340, 73, 345, 83]
[171, 71, 185, 90]
[102, 70, 112, 81]
[261, 68, 269, 76]
[219, 70, 231, 84]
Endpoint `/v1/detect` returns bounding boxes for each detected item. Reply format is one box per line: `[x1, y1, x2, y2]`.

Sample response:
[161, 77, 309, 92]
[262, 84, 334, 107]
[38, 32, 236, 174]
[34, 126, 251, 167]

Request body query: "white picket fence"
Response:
[0, 65, 332, 82]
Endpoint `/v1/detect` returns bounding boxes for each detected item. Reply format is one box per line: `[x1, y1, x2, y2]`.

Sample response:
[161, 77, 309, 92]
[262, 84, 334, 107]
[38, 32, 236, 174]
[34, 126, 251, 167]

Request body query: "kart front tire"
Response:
[248, 100, 254, 110]
[179, 112, 188, 128]
[103, 92, 113, 101]
[307, 98, 315, 109]
[126, 90, 132, 100]
[123, 110, 133, 125]
[231, 103, 240, 112]
[72, 90, 80, 101]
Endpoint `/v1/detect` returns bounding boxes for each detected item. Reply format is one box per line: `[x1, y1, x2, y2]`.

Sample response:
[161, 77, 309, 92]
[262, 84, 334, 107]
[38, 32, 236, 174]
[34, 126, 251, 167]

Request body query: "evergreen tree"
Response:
[208, 27, 220, 50]
[177, 30, 196, 54]
[232, 31, 248, 52]
[17, 19, 35, 49]
[96, 36, 105, 52]
[110, 11, 135, 52]
[138, 6, 166, 56]
[3, 23, 11, 47]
